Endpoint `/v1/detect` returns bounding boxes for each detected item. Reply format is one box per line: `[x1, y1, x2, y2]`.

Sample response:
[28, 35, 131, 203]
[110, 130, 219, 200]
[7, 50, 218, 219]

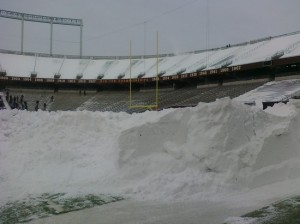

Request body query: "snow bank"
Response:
[1, 98, 300, 205]
[118, 98, 300, 201]
[264, 101, 297, 116]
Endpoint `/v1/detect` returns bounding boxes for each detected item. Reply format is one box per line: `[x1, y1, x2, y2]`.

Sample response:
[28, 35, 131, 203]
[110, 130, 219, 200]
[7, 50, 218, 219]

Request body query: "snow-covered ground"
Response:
[1, 92, 300, 223]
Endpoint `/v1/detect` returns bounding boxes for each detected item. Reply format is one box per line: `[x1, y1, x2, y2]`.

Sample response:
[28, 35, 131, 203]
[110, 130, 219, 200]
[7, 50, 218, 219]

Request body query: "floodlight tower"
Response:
[0, 9, 83, 57]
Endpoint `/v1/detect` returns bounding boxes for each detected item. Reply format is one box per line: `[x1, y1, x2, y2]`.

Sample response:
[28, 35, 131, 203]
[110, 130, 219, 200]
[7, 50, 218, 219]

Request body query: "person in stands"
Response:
[6, 90, 9, 102]
[43, 103, 47, 111]
[9, 95, 12, 106]
[12, 96, 16, 109]
[35, 100, 39, 111]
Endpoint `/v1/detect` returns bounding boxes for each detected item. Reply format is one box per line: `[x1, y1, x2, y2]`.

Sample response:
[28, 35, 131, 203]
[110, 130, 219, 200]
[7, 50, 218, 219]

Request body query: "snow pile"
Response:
[264, 101, 297, 117]
[1, 98, 300, 205]
[117, 98, 300, 201]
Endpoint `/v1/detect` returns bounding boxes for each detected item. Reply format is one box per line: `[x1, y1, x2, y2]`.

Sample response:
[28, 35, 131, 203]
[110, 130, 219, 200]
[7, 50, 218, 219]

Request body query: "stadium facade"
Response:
[1, 30, 300, 91]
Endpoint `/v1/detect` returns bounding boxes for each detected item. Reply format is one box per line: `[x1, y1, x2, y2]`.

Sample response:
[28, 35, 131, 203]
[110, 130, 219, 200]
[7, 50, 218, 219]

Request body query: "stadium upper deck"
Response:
[0, 31, 300, 86]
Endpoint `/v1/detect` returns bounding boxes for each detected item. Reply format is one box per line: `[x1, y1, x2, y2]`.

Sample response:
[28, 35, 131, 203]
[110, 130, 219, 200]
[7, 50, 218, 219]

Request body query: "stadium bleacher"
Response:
[1, 31, 300, 112]
[1, 31, 300, 80]
[3, 80, 266, 112]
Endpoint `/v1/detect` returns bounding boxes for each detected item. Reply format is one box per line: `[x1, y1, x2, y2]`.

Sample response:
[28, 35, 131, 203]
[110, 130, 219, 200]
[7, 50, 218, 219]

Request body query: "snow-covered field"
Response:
[1, 96, 300, 223]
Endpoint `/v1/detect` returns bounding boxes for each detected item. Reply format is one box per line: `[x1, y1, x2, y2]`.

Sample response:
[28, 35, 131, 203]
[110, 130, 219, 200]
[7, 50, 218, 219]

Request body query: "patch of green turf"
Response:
[0, 193, 124, 224]
[224, 196, 300, 224]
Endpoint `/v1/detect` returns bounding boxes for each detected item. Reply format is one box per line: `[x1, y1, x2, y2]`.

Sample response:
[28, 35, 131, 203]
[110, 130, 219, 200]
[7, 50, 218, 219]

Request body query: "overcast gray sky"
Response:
[0, 0, 300, 56]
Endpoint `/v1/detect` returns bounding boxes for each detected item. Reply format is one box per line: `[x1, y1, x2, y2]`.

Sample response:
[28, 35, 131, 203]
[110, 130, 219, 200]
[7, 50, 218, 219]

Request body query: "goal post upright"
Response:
[129, 40, 132, 107]
[129, 32, 159, 111]
[155, 31, 159, 111]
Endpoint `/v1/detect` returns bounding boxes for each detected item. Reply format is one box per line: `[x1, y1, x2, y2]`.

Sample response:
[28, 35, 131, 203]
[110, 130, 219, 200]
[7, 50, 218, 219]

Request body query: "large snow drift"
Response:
[1, 98, 300, 209]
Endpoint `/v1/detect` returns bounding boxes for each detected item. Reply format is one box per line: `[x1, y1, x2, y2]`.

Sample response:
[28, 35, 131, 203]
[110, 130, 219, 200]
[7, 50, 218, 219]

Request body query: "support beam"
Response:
[0, 10, 82, 55]
[80, 20, 83, 58]
[21, 16, 24, 54]
[50, 20, 53, 56]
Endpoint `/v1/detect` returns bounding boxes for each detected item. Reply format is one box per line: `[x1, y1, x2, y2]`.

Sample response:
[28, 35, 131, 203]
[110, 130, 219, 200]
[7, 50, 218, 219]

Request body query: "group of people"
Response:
[5, 90, 54, 111]
[6, 91, 28, 110]
[79, 90, 86, 95]
[34, 100, 47, 111]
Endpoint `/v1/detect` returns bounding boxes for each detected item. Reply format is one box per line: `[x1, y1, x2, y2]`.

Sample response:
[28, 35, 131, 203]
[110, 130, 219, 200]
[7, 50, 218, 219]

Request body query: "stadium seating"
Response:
[1, 31, 300, 80]
[5, 81, 266, 112]
[2, 31, 299, 112]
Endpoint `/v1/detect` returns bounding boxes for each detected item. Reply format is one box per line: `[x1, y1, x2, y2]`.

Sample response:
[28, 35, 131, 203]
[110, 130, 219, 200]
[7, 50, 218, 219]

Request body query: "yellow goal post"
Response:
[129, 32, 159, 111]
